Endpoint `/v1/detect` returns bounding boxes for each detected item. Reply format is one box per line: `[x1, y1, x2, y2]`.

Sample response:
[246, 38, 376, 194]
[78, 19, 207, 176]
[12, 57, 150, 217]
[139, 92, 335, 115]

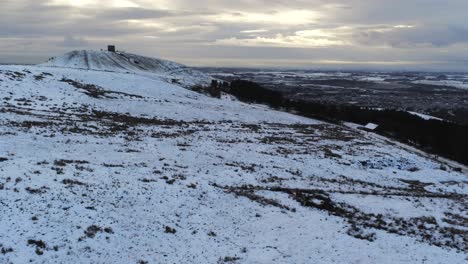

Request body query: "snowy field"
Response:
[0, 63, 467, 263]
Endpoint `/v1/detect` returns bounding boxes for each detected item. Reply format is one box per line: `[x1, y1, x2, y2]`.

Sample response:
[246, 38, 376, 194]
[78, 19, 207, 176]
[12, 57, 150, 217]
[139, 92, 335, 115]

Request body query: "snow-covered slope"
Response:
[40, 50, 213, 88]
[408, 111, 444, 121]
[0, 64, 467, 264]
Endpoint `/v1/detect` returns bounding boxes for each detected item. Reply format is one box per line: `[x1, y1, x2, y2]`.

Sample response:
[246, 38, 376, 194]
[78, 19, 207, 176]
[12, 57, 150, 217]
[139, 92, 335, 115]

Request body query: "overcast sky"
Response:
[1, 0, 468, 71]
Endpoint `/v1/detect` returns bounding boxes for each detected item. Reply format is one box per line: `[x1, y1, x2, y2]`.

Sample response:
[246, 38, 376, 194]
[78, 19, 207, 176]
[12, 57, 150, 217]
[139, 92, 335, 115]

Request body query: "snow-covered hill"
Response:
[41, 50, 213, 88]
[0, 61, 467, 263]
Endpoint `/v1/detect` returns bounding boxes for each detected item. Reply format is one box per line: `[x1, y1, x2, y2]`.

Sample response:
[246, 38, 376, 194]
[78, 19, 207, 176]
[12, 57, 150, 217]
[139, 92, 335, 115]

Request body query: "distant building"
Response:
[108, 45, 116, 52]
[364, 123, 379, 131]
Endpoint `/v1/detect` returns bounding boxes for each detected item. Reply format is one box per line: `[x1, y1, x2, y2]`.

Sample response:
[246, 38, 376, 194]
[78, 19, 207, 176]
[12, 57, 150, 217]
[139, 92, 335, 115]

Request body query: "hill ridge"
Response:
[40, 50, 213, 87]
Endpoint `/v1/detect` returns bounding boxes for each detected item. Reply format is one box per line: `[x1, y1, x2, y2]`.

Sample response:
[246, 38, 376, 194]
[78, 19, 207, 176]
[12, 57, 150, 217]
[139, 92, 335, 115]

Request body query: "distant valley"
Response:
[202, 68, 468, 125]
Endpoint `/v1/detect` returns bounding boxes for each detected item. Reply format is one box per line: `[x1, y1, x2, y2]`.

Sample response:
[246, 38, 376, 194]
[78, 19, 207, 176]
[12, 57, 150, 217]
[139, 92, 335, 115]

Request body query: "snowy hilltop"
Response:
[40, 50, 214, 88]
[0, 51, 467, 263]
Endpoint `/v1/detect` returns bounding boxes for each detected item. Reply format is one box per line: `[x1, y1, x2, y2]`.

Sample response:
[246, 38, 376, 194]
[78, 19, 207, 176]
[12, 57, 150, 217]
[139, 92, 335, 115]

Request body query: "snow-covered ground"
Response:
[0, 60, 467, 263]
[408, 111, 444, 121]
[413, 79, 468, 90]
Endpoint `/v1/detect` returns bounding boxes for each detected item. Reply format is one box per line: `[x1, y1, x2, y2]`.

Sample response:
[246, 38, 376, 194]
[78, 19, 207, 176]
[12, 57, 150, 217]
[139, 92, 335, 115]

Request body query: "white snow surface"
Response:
[408, 111, 444, 121]
[0, 64, 467, 264]
[413, 79, 468, 90]
[364, 123, 379, 130]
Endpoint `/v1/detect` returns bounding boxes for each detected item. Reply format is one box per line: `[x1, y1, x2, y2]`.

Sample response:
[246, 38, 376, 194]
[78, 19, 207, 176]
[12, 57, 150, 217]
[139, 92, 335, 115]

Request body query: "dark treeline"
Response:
[428, 108, 468, 126]
[229, 80, 283, 106]
[228, 80, 468, 166]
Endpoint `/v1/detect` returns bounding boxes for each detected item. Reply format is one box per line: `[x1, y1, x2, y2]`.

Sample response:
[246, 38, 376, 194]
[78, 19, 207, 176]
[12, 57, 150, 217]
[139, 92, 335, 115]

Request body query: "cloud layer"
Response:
[1, 0, 468, 70]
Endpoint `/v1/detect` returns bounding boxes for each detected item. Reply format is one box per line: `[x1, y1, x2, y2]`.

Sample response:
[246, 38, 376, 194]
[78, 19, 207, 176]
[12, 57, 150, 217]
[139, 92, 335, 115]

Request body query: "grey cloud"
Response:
[97, 7, 182, 20]
[59, 35, 88, 47]
[353, 25, 468, 48]
[1, 0, 468, 70]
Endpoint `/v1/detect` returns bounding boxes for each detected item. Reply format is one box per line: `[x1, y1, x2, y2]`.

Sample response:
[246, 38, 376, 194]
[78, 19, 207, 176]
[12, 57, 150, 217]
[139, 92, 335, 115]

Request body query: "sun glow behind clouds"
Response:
[47, 0, 139, 8]
[214, 10, 321, 25]
[216, 34, 347, 48]
[394, 25, 415, 28]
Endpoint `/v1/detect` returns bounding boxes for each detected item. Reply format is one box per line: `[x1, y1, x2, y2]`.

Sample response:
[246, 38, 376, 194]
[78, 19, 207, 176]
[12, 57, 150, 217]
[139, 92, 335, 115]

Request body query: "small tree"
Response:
[209, 80, 221, 98]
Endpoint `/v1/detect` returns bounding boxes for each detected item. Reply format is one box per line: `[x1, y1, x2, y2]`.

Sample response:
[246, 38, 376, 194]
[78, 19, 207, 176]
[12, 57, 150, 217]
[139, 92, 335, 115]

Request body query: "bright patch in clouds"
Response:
[214, 10, 321, 25]
[220, 27, 353, 48]
[296, 29, 337, 38]
[241, 29, 269, 34]
[216, 33, 347, 48]
[48, 0, 139, 8]
[394, 25, 415, 28]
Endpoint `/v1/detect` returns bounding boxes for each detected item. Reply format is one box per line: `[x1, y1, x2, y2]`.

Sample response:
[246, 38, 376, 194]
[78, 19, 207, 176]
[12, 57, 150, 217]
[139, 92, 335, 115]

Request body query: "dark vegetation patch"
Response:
[260, 176, 288, 184]
[89, 109, 200, 129]
[399, 179, 433, 192]
[27, 239, 46, 249]
[192, 80, 226, 98]
[322, 147, 342, 159]
[103, 227, 113, 234]
[313, 175, 402, 192]
[60, 78, 108, 98]
[60, 78, 144, 99]
[151, 129, 197, 138]
[34, 75, 46, 81]
[187, 183, 197, 189]
[4, 71, 26, 81]
[139, 178, 157, 183]
[225, 162, 259, 173]
[215, 184, 293, 212]
[266, 123, 356, 143]
[0, 244, 13, 255]
[3, 105, 210, 138]
[165, 179, 176, 185]
[25, 186, 49, 194]
[54, 159, 89, 167]
[51, 167, 64, 175]
[164, 226, 176, 234]
[442, 213, 468, 228]
[10, 120, 52, 130]
[219, 256, 241, 263]
[216, 184, 466, 251]
[83, 225, 113, 239]
[124, 149, 140, 153]
[229, 80, 283, 106]
[75, 165, 94, 172]
[260, 136, 297, 145]
[14, 98, 34, 106]
[102, 163, 125, 168]
[62, 179, 87, 186]
[241, 123, 262, 132]
[27, 239, 47, 255]
[346, 225, 376, 242]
